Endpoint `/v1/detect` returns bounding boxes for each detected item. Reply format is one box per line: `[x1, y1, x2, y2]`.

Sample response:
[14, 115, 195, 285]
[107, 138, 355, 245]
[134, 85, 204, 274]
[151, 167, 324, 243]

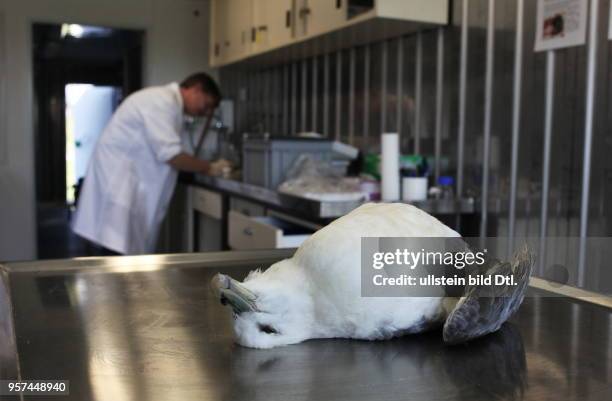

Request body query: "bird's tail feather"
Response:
[442, 245, 534, 344]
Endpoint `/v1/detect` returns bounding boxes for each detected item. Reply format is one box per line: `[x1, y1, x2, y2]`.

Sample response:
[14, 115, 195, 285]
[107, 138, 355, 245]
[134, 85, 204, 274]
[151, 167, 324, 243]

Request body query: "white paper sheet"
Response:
[535, 0, 588, 51]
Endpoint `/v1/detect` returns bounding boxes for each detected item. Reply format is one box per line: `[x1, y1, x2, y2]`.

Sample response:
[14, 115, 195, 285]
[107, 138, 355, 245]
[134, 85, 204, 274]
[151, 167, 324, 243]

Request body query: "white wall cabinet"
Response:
[210, 0, 253, 65]
[209, 0, 448, 67]
[252, 0, 294, 53]
[302, 0, 347, 38]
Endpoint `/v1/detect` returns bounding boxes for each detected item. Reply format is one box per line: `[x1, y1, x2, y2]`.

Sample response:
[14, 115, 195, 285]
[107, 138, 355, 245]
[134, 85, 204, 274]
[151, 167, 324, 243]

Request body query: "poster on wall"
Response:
[535, 0, 588, 51]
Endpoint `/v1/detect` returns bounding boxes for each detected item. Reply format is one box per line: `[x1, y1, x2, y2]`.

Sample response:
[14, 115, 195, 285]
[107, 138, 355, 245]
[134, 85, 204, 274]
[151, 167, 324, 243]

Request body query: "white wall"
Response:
[0, 0, 216, 261]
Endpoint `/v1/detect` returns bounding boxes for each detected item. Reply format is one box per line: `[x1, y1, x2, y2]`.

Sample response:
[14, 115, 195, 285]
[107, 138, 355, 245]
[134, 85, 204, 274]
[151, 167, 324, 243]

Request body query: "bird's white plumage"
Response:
[228, 203, 461, 349]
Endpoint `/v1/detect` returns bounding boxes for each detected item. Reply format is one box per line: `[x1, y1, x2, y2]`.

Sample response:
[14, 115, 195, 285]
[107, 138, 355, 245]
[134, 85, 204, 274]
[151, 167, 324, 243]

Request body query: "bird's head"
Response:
[210, 260, 314, 349]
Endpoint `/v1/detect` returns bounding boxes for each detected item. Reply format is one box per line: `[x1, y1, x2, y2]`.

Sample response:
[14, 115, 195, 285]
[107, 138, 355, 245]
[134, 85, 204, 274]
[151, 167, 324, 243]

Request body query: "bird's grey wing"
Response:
[443, 246, 533, 344]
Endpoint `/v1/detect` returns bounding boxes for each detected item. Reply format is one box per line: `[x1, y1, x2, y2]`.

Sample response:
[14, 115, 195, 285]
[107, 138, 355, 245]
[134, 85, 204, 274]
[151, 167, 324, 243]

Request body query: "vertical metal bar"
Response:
[434, 28, 444, 182]
[258, 70, 263, 129]
[457, 0, 469, 199]
[539, 51, 555, 275]
[363, 44, 371, 146]
[335, 50, 342, 140]
[277, 66, 283, 135]
[348, 47, 356, 145]
[414, 32, 423, 154]
[381, 40, 388, 135]
[312, 56, 318, 132]
[283, 64, 289, 134]
[480, 0, 495, 239]
[396, 37, 404, 137]
[264, 69, 271, 132]
[323, 53, 330, 136]
[301, 58, 308, 132]
[291, 62, 297, 134]
[508, 0, 525, 252]
[578, 0, 600, 287]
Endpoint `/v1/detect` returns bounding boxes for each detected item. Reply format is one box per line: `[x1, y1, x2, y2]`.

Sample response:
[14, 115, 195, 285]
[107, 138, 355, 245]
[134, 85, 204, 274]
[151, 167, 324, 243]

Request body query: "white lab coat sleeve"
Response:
[141, 109, 183, 163]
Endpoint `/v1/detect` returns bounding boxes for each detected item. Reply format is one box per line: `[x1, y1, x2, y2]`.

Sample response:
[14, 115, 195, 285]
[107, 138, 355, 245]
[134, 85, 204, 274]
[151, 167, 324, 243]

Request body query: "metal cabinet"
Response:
[191, 187, 224, 252]
[230, 197, 266, 217]
[228, 211, 312, 250]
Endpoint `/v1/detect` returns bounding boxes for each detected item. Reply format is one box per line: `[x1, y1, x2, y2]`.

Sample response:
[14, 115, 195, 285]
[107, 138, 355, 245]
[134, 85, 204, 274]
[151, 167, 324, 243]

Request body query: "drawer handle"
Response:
[243, 227, 253, 236]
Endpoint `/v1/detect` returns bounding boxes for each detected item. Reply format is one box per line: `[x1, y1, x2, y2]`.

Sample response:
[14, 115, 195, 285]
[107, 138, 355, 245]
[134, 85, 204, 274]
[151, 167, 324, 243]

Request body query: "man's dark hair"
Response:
[180, 72, 222, 104]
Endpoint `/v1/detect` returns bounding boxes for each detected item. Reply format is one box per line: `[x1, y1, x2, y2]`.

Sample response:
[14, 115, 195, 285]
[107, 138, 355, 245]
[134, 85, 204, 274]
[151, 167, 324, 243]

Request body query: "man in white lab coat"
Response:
[73, 72, 225, 255]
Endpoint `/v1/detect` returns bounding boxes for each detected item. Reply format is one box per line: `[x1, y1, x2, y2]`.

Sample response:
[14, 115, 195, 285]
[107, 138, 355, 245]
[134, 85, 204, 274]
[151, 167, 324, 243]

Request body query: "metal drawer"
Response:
[230, 197, 265, 217]
[192, 187, 222, 219]
[228, 211, 312, 250]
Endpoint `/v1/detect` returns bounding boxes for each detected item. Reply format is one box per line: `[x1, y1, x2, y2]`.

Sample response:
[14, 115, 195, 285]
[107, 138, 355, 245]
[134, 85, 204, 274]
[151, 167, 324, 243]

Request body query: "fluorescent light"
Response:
[60, 23, 84, 38]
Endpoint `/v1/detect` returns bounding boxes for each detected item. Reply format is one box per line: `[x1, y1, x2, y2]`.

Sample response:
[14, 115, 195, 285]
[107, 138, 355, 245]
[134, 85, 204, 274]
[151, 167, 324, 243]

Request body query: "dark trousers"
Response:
[83, 238, 122, 257]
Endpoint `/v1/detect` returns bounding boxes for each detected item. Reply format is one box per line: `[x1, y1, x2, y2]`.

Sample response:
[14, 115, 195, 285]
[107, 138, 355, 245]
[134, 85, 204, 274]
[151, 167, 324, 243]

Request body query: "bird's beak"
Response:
[211, 273, 258, 314]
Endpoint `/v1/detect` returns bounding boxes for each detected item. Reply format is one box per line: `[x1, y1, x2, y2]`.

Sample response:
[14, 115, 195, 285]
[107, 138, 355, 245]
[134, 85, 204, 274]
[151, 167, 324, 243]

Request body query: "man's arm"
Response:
[168, 152, 210, 173]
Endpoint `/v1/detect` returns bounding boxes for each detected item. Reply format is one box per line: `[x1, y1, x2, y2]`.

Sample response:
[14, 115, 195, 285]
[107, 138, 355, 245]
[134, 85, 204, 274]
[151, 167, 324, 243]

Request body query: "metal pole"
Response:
[414, 32, 423, 154]
[434, 28, 444, 182]
[301, 58, 307, 132]
[323, 53, 330, 136]
[291, 62, 297, 135]
[457, 0, 469, 199]
[348, 47, 356, 145]
[508, 0, 525, 253]
[578, 0, 600, 287]
[363, 44, 371, 147]
[312, 56, 318, 132]
[283, 64, 289, 134]
[277, 66, 283, 134]
[381, 40, 388, 135]
[539, 51, 555, 275]
[335, 50, 342, 140]
[396, 37, 404, 137]
[480, 0, 495, 239]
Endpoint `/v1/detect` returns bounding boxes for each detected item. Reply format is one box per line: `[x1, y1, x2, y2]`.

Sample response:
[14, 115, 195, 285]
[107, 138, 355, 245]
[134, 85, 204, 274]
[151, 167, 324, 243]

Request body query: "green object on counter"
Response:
[363, 153, 426, 179]
[363, 153, 381, 179]
[400, 155, 424, 170]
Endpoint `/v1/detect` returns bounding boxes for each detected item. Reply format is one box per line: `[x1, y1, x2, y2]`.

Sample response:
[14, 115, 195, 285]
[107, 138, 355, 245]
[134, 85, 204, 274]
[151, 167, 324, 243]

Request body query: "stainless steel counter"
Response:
[189, 174, 475, 220]
[1, 251, 611, 401]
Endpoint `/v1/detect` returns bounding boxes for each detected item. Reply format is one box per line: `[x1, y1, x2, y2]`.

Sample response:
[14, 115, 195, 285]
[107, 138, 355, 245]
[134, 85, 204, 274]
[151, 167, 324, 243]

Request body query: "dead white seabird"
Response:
[212, 203, 533, 349]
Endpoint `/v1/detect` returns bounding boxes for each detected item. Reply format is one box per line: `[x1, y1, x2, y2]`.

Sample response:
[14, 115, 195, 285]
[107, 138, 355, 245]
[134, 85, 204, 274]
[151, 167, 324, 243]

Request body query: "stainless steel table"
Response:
[1, 251, 611, 401]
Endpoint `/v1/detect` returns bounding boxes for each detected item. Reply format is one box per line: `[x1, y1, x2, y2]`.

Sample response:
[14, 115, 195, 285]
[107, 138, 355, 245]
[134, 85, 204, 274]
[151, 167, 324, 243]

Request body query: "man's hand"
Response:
[208, 159, 232, 176]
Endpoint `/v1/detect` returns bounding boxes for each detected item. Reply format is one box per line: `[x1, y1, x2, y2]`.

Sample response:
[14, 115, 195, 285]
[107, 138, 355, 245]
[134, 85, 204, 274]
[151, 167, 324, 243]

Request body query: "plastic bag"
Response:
[278, 155, 366, 201]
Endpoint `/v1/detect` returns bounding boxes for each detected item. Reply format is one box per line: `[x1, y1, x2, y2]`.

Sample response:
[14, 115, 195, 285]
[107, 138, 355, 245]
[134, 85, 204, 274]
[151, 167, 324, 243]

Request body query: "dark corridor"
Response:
[33, 22, 144, 259]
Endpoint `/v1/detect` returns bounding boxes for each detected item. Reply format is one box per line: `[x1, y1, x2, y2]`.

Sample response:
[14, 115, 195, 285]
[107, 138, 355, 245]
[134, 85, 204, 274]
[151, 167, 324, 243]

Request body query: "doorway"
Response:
[33, 22, 144, 259]
[65, 83, 122, 203]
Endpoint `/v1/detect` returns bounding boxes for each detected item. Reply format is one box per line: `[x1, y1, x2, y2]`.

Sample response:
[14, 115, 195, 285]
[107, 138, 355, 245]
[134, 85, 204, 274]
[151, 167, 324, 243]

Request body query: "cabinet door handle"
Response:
[243, 227, 253, 236]
[286, 10, 291, 27]
[251, 27, 256, 42]
[336, 0, 342, 9]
